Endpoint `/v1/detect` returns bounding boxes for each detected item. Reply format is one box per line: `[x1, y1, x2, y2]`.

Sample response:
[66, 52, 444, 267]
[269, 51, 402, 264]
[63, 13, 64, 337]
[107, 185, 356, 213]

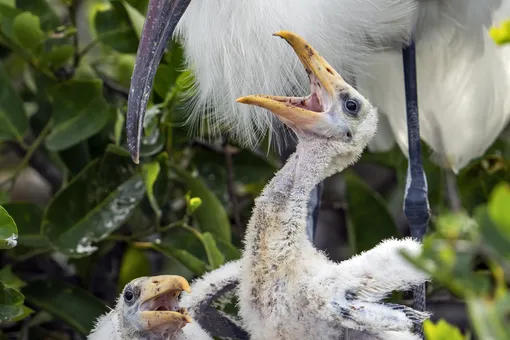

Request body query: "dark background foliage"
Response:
[0, 1, 509, 339]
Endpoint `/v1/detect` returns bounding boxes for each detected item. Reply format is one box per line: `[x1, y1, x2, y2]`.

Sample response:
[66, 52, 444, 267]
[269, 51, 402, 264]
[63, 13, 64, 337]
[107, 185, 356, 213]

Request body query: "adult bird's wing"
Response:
[180, 260, 249, 339]
[358, 0, 510, 172]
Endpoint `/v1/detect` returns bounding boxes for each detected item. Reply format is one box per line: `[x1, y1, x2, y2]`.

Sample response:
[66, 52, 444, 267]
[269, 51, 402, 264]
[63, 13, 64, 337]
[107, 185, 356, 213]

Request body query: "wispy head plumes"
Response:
[173, 0, 418, 152]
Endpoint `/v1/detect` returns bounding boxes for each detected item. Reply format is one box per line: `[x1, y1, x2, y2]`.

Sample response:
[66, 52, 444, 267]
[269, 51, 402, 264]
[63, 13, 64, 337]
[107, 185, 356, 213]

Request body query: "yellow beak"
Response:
[236, 30, 347, 129]
[138, 275, 192, 330]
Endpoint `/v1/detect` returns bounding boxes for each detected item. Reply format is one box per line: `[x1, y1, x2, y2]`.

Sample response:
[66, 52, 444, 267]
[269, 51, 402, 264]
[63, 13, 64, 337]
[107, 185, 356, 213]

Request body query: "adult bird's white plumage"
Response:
[174, 0, 510, 171]
[358, 0, 510, 172]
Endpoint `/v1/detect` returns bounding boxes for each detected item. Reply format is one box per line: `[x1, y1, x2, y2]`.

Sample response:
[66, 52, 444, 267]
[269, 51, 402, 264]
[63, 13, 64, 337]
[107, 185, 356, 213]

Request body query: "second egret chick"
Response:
[88, 275, 212, 340]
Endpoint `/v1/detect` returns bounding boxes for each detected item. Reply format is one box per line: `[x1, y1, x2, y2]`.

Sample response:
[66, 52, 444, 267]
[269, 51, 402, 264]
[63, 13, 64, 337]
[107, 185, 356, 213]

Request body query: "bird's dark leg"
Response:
[402, 41, 430, 338]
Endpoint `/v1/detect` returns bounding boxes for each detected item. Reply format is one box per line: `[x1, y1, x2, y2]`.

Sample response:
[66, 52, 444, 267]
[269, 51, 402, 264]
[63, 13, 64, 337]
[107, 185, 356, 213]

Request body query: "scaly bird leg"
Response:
[402, 42, 430, 338]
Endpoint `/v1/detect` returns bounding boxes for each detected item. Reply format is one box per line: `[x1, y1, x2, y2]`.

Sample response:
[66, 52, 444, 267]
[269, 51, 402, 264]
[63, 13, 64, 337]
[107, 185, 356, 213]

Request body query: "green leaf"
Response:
[0, 266, 33, 321]
[216, 238, 242, 261]
[12, 12, 45, 52]
[137, 107, 165, 158]
[424, 319, 465, 340]
[180, 226, 225, 269]
[152, 243, 208, 276]
[0, 266, 25, 290]
[475, 205, 510, 261]
[121, 0, 145, 39]
[435, 211, 478, 240]
[16, 0, 60, 30]
[114, 110, 125, 146]
[40, 44, 75, 69]
[153, 43, 185, 98]
[42, 157, 146, 257]
[488, 182, 510, 234]
[467, 294, 510, 340]
[0, 60, 28, 142]
[200, 232, 225, 269]
[123, 0, 149, 14]
[0, 4, 21, 45]
[0, 0, 14, 7]
[402, 234, 490, 297]
[345, 173, 399, 253]
[106, 143, 131, 157]
[0, 281, 24, 322]
[114, 53, 135, 88]
[0, 205, 17, 249]
[170, 164, 231, 242]
[93, 2, 139, 53]
[142, 160, 162, 221]
[9, 304, 34, 322]
[0, 191, 9, 205]
[22, 280, 109, 335]
[46, 79, 110, 151]
[2, 203, 48, 249]
[117, 246, 151, 292]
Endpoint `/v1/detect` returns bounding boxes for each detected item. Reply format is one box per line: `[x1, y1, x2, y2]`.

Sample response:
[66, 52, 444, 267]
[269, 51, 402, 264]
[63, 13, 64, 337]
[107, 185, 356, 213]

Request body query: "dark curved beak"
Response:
[126, 0, 191, 164]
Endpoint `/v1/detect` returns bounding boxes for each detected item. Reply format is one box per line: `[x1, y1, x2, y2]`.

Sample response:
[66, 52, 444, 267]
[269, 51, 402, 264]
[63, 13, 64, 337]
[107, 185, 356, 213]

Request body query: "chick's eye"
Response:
[344, 99, 359, 115]
[124, 289, 134, 303]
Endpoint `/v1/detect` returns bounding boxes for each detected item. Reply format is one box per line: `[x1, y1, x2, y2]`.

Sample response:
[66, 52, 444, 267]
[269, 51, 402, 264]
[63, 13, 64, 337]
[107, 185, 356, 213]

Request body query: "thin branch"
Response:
[190, 139, 224, 153]
[106, 220, 185, 242]
[95, 70, 129, 98]
[78, 39, 99, 59]
[0, 122, 54, 190]
[68, 0, 81, 69]
[222, 136, 243, 236]
[78, 26, 135, 60]
[7, 140, 63, 193]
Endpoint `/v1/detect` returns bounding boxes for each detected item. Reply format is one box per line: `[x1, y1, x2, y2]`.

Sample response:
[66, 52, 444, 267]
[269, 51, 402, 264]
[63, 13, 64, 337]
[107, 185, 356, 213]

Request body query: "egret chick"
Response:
[88, 275, 212, 340]
[236, 31, 431, 340]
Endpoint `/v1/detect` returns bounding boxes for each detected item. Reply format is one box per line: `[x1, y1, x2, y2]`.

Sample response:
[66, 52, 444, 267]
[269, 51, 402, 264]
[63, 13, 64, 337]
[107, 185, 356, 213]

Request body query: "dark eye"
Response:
[124, 286, 135, 305]
[344, 99, 360, 115]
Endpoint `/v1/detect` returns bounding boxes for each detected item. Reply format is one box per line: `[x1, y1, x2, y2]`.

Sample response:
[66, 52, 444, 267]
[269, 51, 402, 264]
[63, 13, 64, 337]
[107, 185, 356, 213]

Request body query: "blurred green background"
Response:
[0, 1, 509, 339]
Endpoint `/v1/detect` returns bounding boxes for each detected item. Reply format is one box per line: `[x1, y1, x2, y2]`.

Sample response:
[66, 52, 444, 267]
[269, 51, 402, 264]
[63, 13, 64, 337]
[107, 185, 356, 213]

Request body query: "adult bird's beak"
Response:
[138, 275, 192, 330]
[237, 30, 348, 131]
[126, 0, 191, 164]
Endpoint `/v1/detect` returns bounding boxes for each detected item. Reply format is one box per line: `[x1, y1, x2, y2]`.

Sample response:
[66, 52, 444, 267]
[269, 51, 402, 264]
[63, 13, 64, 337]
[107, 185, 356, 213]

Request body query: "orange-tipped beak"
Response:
[236, 95, 321, 130]
[138, 275, 192, 331]
[236, 31, 347, 130]
[273, 30, 344, 96]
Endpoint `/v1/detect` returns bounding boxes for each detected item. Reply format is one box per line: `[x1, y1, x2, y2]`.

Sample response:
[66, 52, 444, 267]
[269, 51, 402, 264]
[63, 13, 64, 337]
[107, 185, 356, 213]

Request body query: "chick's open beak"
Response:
[138, 275, 192, 331]
[237, 30, 348, 131]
